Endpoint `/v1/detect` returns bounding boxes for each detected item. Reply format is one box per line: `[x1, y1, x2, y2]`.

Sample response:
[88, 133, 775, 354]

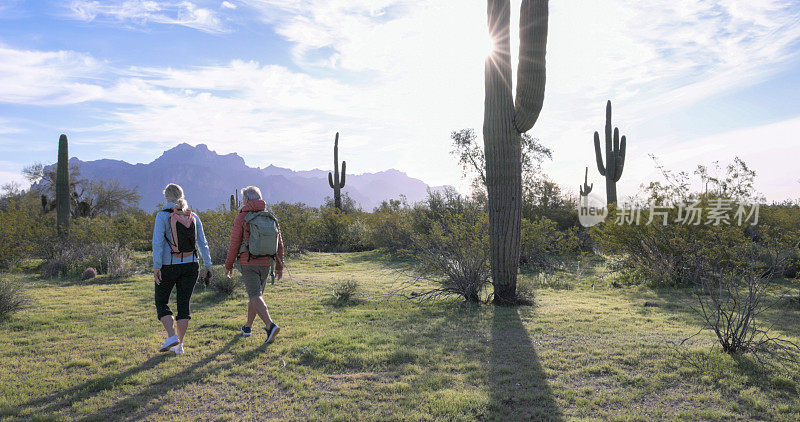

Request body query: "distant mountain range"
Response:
[59, 143, 448, 211]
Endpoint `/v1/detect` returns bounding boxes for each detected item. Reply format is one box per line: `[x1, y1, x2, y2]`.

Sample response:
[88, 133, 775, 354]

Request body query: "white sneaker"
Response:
[169, 343, 184, 355]
[159, 334, 180, 352]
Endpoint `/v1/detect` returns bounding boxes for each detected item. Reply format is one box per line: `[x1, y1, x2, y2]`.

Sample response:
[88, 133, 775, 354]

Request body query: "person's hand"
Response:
[276, 270, 283, 281]
[205, 268, 214, 283]
[225, 268, 233, 278]
[154, 270, 162, 285]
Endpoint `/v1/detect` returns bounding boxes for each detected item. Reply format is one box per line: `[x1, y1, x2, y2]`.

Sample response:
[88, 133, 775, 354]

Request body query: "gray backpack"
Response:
[240, 211, 280, 258]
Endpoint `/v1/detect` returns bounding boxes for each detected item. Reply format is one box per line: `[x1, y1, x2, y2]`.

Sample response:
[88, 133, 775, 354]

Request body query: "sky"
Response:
[1, 0, 799, 201]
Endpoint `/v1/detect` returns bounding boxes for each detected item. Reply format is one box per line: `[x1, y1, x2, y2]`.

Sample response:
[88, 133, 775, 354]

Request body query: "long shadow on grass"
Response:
[489, 306, 562, 421]
[14, 353, 171, 416]
[79, 336, 269, 420]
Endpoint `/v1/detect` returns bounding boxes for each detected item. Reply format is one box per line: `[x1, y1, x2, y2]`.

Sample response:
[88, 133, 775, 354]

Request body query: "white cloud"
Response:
[67, 0, 227, 33]
[220, 1, 236, 10]
[0, 46, 106, 105]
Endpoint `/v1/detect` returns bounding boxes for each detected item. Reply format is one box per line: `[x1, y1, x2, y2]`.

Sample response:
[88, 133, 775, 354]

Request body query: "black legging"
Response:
[155, 262, 198, 320]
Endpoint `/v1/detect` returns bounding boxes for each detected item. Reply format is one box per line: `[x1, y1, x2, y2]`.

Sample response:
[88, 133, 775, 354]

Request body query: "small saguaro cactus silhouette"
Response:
[328, 132, 346, 210]
[56, 134, 70, 235]
[579, 167, 593, 197]
[593, 100, 627, 205]
[230, 190, 240, 211]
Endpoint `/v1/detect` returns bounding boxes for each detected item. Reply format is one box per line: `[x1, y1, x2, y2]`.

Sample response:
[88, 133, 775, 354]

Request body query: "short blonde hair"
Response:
[163, 183, 188, 210]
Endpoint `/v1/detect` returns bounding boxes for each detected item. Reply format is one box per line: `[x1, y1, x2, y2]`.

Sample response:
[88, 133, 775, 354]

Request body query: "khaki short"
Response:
[240, 265, 272, 298]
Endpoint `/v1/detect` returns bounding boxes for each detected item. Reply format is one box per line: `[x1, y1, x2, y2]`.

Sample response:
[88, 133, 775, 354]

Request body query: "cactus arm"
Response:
[614, 135, 627, 182]
[593, 131, 606, 176]
[512, 0, 548, 133]
[340, 161, 346, 188]
[328, 172, 335, 189]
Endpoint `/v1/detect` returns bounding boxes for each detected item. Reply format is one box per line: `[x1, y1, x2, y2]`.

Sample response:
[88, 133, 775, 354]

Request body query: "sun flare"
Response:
[486, 33, 498, 57]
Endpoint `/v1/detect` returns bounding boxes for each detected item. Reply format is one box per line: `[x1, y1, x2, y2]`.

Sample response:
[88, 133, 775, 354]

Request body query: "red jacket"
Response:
[225, 199, 284, 276]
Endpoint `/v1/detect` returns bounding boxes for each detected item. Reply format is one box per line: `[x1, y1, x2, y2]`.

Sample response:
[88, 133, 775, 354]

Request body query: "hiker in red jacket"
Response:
[225, 186, 284, 344]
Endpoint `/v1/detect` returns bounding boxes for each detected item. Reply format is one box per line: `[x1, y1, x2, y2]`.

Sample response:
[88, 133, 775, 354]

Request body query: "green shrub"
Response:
[411, 195, 491, 302]
[42, 241, 136, 279]
[367, 207, 414, 252]
[211, 273, 239, 295]
[520, 216, 580, 269]
[0, 194, 56, 269]
[271, 202, 317, 253]
[332, 279, 359, 301]
[197, 208, 237, 264]
[0, 279, 28, 319]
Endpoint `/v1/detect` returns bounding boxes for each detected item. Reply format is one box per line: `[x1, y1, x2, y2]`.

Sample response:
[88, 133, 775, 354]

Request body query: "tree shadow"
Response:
[489, 306, 562, 421]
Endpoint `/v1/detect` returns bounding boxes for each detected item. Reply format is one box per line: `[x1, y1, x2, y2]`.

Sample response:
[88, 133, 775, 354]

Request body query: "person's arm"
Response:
[225, 214, 244, 271]
[275, 231, 285, 279]
[152, 212, 166, 283]
[152, 212, 166, 271]
[193, 213, 213, 270]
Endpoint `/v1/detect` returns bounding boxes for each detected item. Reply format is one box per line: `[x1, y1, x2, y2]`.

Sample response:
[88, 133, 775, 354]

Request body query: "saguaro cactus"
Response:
[56, 134, 70, 234]
[328, 132, 346, 210]
[579, 167, 593, 197]
[483, 0, 548, 304]
[230, 190, 240, 211]
[593, 100, 627, 205]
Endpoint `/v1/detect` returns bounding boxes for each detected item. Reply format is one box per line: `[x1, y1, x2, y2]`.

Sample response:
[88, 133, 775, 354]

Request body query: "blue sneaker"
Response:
[241, 325, 252, 337]
[265, 323, 280, 344]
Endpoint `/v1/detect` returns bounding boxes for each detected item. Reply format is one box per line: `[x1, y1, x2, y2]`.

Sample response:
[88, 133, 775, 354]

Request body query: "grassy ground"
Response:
[1, 251, 799, 421]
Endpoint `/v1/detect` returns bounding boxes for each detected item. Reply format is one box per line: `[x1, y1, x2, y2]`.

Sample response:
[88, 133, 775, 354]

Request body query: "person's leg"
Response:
[245, 302, 257, 327]
[176, 319, 189, 342]
[175, 263, 198, 343]
[249, 296, 273, 326]
[155, 269, 176, 337]
[242, 266, 267, 326]
[160, 315, 176, 337]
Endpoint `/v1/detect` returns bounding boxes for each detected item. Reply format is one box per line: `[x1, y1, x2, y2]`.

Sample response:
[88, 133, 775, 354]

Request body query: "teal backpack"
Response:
[240, 210, 280, 259]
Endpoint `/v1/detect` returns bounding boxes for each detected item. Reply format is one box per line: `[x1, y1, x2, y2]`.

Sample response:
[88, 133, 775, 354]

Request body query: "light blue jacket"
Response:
[152, 203, 212, 271]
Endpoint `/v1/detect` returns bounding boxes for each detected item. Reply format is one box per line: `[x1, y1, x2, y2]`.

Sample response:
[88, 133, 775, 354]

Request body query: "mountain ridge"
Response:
[57, 143, 448, 211]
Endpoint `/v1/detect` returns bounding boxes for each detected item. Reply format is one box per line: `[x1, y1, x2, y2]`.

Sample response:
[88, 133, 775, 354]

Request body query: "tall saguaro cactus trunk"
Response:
[328, 132, 346, 211]
[593, 100, 627, 205]
[56, 134, 70, 235]
[484, 0, 548, 305]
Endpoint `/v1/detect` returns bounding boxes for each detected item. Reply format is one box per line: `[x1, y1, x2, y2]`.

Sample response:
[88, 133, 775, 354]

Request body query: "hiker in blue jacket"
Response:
[152, 183, 213, 355]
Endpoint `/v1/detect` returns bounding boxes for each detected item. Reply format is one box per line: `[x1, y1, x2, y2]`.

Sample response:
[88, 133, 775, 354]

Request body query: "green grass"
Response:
[1, 251, 799, 421]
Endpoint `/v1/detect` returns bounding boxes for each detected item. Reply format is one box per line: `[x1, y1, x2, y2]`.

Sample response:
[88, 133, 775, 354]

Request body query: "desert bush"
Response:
[197, 208, 237, 264]
[0, 279, 28, 319]
[312, 207, 352, 252]
[271, 202, 317, 253]
[211, 273, 239, 295]
[332, 279, 359, 301]
[367, 202, 415, 252]
[410, 196, 491, 303]
[0, 194, 56, 269]
[687, 242, 800, 361]
[81, 267, 97, 280]
[520, 216, 581, 270]
[42, 241, 136, 279]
